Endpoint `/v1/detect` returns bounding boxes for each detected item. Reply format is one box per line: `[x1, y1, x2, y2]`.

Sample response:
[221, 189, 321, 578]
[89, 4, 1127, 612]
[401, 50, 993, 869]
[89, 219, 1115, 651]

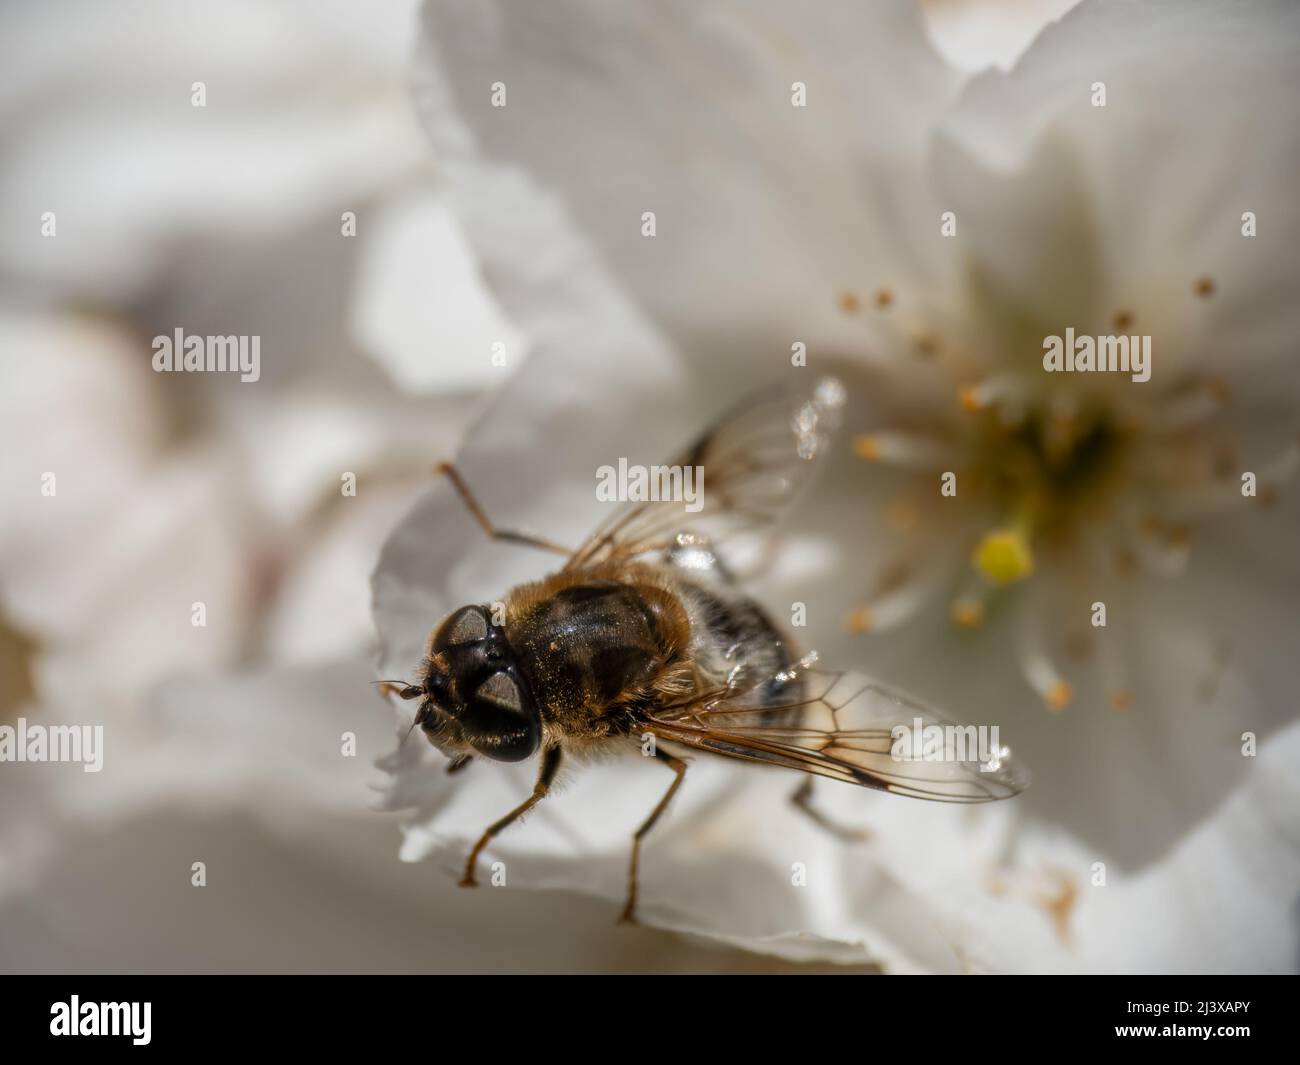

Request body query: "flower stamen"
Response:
[949, 573, 992, 630]
[1155, 434, 1300, 520]
[854, 431, 951, 468]
[1020, 643, 1073, 712]
[959, 374, 1022, 413]
[950, 598, 986, 629]
[848, 560, 952, 635]
[1016, 591, 1073, 711]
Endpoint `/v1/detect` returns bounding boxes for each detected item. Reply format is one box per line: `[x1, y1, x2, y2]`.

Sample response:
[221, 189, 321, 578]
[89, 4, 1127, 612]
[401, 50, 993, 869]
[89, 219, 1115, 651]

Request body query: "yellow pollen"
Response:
[847, 607, 873, 634]
[959, 385, 982, 412]
[837, 290, 860, 314]
[1194, 276, 1216, 298]
[973, 528, 1035, 585]
[1045, 680, 1073, 713]
[1109, 689, 1132, 712]
[951, 600, 985, 629]
[874, 287, 894, 309]
[853, 434, 882, 461]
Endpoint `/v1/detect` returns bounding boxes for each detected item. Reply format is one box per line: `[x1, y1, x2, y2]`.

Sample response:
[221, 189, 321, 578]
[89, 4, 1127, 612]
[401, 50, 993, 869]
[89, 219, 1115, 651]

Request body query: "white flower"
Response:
[373, 0, 1300, 971]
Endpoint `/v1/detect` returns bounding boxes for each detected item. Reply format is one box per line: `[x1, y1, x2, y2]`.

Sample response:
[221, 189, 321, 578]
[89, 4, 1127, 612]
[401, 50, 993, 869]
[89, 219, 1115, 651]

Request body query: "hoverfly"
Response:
[382, 379, 1027, 922]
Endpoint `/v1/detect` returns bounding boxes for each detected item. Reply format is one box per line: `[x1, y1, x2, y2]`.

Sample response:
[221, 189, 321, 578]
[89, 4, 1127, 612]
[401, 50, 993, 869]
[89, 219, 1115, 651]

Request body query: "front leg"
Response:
[460, 745, 563, 887]
[620, 747, 687, 925]
[437, 462, 573, 556]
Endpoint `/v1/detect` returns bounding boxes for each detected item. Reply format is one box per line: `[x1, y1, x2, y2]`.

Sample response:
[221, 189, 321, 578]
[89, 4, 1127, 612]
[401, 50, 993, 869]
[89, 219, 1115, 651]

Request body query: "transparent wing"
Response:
[645, 667, 1029, 803]
[565, 378, 845, 570]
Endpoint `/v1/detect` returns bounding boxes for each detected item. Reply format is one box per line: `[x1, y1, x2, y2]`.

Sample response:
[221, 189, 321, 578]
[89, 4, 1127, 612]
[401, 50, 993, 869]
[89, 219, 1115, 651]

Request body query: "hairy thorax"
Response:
[502, 562, 800, 751]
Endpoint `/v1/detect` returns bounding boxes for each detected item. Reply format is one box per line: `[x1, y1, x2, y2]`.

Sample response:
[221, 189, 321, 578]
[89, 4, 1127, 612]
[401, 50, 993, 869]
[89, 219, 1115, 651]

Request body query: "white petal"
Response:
[1074, 719, 1300, 972]
[349, 189, 529, 394]
[920, 0, 1081, 73]
[415, 0, 964, 355]
[936, 0, 1300, 387]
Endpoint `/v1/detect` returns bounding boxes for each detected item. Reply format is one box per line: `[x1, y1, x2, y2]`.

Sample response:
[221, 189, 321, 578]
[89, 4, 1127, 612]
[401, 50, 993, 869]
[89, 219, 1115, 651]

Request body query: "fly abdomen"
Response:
[672, 577, 804, 720]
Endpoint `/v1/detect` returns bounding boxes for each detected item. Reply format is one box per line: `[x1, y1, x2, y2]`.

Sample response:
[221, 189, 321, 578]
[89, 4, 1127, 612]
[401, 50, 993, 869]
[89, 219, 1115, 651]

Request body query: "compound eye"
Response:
[463, 670, 538, 762]
[475, 671, 522, 713]
[435, 605, 489, 648]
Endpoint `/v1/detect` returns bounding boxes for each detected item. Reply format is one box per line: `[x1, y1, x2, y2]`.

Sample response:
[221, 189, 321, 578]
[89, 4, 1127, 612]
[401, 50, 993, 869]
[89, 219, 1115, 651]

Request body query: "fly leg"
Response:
[437, 462, 572, 556]
[619, 748, 687, 925]
[790, 777, 872, 842]
[460, 745, 562, 887]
